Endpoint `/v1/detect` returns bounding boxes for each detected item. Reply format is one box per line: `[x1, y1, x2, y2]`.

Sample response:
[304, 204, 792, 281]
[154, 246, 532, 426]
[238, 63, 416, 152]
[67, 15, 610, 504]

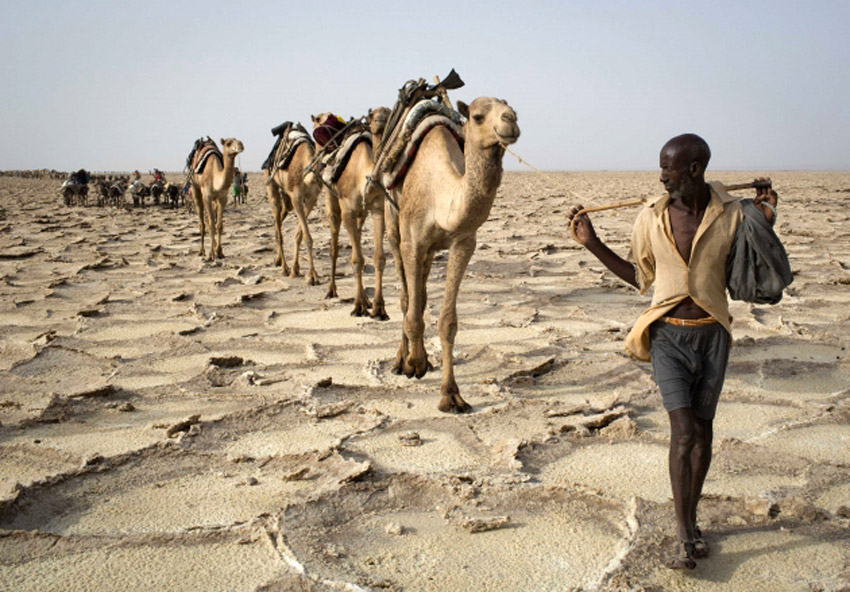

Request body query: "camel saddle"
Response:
[187, 138, 222, 174]
[323, 121, 372, 184]
[263, 122, 312, 174]
[378, 101, 464, 191]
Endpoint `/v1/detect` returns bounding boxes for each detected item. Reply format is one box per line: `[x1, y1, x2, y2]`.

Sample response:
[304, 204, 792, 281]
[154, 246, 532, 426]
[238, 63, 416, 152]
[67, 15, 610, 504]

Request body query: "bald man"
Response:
[568, 134, 778, 569]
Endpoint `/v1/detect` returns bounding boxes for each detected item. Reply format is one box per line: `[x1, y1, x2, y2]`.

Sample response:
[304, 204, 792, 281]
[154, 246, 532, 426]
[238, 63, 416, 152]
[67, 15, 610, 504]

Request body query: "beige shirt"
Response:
[625, 181, 744, 361]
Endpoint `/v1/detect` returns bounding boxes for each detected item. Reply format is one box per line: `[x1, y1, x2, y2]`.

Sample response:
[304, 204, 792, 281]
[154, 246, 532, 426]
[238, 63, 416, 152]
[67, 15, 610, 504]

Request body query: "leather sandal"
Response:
[666, 540, 697, 570]
[693, 527, 709, 558]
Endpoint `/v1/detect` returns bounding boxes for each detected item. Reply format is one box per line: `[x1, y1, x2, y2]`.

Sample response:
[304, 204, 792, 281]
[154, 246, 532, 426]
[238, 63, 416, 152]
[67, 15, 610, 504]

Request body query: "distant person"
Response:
[568, 134, 780, 570]
[231, 167, 244, 205]
[240, 171, 248, 204]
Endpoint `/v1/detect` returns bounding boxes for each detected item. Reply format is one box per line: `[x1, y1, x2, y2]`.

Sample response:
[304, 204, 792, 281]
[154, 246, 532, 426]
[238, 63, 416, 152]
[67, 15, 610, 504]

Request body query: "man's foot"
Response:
[666, 541, 697, 570]
[693, 527, 709, 558]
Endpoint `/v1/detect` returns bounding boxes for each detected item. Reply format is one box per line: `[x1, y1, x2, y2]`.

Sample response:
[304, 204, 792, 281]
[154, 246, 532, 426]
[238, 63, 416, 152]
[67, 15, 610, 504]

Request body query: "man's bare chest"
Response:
[668, 207, 705, 264]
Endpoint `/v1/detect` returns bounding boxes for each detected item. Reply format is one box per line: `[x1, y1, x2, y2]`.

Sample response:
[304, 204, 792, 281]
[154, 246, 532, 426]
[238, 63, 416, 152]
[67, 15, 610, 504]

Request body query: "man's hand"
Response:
[753, 177, 778, 225]
[568, 205, 598, 246]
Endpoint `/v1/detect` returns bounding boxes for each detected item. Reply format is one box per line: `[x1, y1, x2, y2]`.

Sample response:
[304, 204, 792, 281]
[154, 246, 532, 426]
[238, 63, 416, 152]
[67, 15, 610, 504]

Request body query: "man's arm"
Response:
[568, 205, 639, 289]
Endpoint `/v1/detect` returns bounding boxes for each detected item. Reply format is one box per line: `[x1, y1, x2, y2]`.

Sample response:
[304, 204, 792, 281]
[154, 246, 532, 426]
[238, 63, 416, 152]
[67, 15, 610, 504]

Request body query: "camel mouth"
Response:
[495, 128, 520, 145]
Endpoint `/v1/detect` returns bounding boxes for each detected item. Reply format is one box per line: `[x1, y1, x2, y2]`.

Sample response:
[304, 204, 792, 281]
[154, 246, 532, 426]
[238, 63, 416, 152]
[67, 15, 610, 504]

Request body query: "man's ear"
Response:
[457, 101, 469, 120]
[689, 161, 702, 178]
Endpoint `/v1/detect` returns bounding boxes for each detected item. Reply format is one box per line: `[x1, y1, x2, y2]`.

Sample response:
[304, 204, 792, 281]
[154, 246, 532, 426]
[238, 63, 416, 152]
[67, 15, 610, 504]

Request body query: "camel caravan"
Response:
[257, 70, 519, 411]
[53, 167, 185, 209]
[37, 70, 519, 412]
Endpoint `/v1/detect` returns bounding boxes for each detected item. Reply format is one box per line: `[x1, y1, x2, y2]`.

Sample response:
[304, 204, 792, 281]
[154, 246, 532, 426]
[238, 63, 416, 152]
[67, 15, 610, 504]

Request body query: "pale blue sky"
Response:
[2, 0, 848, 172]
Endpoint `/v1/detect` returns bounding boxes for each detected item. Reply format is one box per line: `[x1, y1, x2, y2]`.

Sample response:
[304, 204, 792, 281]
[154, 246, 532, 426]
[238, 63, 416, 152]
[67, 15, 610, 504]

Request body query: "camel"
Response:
[322, 107, 391, 319]
[264, 132, 321, 284]
[386, 97, 520, 412]
[191, 137, 244, 261]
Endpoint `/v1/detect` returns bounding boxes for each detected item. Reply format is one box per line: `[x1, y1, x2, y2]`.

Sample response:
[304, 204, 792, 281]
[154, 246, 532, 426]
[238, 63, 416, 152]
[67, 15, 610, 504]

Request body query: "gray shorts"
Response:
[649, 321, 731, 420]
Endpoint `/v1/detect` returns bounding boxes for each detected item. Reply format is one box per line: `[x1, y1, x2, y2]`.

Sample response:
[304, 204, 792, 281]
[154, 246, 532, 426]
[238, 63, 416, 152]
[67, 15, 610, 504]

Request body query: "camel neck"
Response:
[212, 152, 236, 192]
[441, 142, 503, 232]
[464, 143, 503, 206]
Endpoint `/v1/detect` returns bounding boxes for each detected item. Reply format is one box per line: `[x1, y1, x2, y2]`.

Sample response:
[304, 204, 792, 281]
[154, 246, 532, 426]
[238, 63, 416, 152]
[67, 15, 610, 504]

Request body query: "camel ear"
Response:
[221, 138, 226, 146]
[457, 101, 469, 120]
[311, 114, 318, 123]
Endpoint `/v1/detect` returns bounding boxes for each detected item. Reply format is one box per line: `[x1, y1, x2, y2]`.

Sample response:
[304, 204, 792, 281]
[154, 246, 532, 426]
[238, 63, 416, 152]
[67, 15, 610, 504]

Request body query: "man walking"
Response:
[568, 133, 778, 569]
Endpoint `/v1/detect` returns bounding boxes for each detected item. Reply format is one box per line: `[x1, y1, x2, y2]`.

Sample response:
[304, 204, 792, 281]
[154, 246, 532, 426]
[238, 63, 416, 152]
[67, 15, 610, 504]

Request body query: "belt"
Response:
[660, 316, 718, 327]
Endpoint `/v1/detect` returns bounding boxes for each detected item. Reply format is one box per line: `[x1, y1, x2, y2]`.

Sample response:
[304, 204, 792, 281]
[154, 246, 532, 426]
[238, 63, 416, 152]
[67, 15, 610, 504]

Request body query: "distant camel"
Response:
[190, 137, 244, 261]
[322, 107, 391, 319]
[264, 126, 321, 284]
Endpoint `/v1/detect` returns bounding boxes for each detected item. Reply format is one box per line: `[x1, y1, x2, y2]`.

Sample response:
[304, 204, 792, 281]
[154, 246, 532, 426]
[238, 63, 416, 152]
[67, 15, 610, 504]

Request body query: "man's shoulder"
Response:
[708, 181, 742, 205]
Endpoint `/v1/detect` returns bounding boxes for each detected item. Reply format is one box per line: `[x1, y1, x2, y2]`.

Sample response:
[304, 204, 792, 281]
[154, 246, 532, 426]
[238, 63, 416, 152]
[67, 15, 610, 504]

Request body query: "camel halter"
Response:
[499, 144, 771, 242]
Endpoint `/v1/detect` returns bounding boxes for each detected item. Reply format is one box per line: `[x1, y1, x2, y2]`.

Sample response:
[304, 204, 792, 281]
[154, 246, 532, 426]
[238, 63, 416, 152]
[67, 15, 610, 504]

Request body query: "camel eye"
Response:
[473, 114, 485, 124]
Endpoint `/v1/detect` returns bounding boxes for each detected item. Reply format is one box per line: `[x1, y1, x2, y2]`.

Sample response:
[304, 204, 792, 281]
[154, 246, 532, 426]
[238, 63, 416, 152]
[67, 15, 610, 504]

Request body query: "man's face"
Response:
[659, 146, 692, 199]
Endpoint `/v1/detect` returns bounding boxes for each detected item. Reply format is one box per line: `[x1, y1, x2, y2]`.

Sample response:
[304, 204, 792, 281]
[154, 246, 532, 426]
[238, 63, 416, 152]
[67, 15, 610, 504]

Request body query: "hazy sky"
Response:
[2, 0, 848, 172]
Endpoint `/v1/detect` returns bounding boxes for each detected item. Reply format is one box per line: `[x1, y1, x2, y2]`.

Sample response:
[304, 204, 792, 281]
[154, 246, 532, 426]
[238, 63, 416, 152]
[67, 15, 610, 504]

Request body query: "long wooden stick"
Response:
[569, 180, 771, 242]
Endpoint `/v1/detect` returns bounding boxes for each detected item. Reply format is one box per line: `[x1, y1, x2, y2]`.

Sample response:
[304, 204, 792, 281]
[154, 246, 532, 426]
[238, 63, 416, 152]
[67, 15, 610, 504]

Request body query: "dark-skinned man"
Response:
[567, 133, 778, 569]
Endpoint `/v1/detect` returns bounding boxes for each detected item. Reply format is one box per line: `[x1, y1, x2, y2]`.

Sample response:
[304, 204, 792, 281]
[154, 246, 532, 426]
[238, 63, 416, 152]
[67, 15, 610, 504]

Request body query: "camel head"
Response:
[310, 113, 333, 130]
[368, 107, 390, 138]
[457, 98, 520, 149]
[220, 137, 244, 157]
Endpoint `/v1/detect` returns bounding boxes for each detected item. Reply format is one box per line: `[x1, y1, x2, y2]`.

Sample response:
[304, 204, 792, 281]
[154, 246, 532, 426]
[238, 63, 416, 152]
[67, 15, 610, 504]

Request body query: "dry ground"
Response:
[1, 171, 849, 591]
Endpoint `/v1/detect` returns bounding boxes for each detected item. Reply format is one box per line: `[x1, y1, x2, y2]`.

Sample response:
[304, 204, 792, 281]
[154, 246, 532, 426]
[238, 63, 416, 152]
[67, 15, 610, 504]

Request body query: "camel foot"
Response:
[306, 273, 319, 286]
[351, 298, 371, 317]
[198, 250, 205, 257]
[273, 256, 282, 267]
[403, 354, 429, 379]
[392, 351, 405, 375]
[216, 249, 224, 259]
[438, 391, 472, 414]
[325, 285, 338, 299]
[370, 308, 390, 321]
[391, 358, 404, 375]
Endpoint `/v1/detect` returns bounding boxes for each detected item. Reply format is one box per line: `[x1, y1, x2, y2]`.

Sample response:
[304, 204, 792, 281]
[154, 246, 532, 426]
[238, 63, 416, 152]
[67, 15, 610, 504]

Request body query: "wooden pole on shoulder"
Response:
[569, 179, 772, 243]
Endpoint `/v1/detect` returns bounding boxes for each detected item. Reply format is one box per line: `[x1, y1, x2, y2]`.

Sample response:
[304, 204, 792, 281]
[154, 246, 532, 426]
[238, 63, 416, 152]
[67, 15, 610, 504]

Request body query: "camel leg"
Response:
[343, 209, 370, 316]
[400, 240, 429, 379]
[279, 205, 291, 276]
[215, 198, 225, 258]
[291, 194, 318, 285]
[194, 186, 205, 257]
[325, 192, 341, 299]
[386, 209, 409, 374]
[290, 222, 302, 278]
[267, 181, 285, 268]
[437, 237, 476, 413]
[369, 205, 389, 321]
[205, 197, 217, 261]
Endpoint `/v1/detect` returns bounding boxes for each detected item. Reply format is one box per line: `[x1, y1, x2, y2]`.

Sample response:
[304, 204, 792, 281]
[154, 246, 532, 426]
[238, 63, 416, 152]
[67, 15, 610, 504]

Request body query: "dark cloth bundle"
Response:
[313, 114, 346, 149]
[726, 199, 793, 304]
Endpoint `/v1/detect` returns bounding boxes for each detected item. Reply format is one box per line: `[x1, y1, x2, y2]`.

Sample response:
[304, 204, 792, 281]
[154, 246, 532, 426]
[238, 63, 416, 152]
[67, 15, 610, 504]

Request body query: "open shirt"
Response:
[625, 181, 744, 361]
